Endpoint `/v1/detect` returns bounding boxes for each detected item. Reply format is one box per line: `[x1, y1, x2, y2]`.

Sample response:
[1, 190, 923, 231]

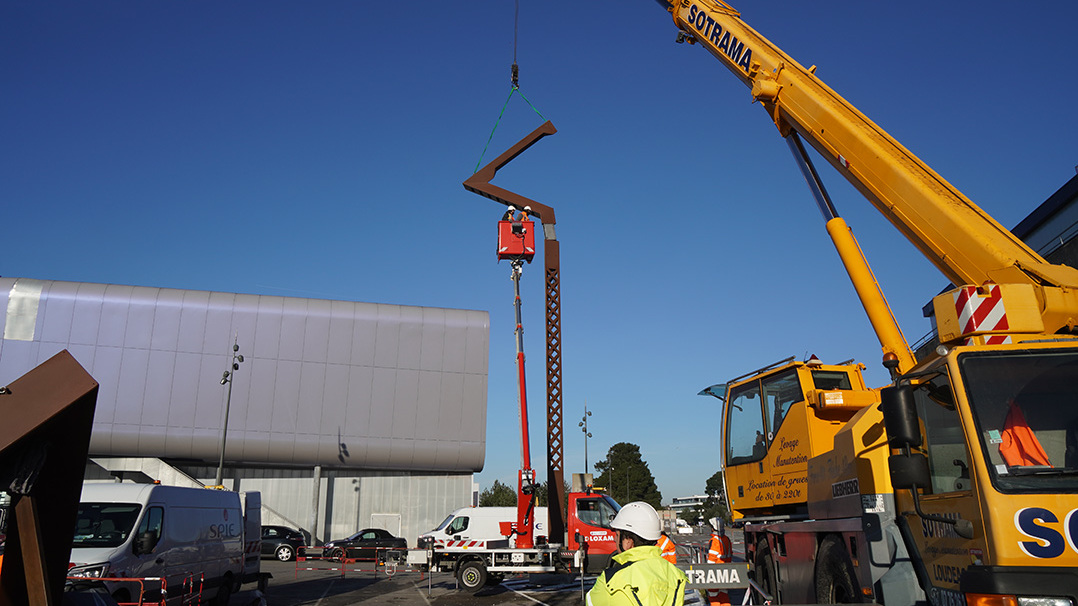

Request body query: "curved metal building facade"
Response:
[0, 277, 489, 472]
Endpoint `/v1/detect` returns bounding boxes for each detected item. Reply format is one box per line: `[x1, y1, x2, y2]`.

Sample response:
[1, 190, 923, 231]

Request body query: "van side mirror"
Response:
[134, 531, 158, 555]
[881, 385, 921, 448]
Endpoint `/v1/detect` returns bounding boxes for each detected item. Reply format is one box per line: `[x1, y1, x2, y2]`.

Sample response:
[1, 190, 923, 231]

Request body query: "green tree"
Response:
[593, 442, 662, 509]
[479, 478, 573, 509]
[533, 478, 572, 509]
[479, 479, 515, 506]
[701, 470, 730, 522]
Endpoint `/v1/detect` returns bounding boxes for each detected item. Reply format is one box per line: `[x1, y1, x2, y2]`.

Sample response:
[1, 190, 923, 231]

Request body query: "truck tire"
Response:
[212, 581, 232, 606]
[815, 535, 861, 603]
[754, 539, 778, 603]
[456, 560, 488, 592]
[486, 573, 505, 587]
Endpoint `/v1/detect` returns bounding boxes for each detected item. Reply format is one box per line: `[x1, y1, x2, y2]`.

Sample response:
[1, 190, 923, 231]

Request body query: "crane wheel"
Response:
[753, 539, 778, 603]
[814, 535, 861, 603]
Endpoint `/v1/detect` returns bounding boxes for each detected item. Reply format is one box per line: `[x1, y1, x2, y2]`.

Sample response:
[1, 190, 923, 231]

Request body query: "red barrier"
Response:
[294, 546, 416, 579]
[67, 573, 204, 606]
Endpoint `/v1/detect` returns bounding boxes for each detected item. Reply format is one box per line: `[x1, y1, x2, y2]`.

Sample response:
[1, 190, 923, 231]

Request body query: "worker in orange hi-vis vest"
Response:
[999, 399, 1052, 467]
[705, 517, 733, 606]
[656, 531, 677, 564]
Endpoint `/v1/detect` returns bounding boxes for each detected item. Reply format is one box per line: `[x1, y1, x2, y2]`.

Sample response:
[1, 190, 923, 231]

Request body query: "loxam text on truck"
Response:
[653, 0, 1078, 604]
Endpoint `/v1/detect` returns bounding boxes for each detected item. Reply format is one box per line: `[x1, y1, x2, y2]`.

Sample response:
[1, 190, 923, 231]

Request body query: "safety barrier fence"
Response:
[66, 573, 204, 606]
[294, 545, 423, 580]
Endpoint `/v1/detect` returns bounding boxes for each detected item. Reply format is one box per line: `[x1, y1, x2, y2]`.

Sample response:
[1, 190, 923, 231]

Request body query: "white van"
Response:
[69, 484, 259, 606]
[417, 506, 548, 549]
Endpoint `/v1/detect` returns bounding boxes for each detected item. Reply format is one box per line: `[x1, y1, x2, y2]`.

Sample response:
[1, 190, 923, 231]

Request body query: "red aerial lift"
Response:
[497, 211, 539, 549]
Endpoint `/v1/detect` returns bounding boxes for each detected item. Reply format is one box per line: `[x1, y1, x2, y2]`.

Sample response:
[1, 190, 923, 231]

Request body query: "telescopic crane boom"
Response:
[657, 0, 1078, 370]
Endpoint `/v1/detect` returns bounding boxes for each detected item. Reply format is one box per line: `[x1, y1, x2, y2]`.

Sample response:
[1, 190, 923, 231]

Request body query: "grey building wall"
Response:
[81, 459, 477, 547]
[0, 277, 489, 472]
[170, 465, 473, 546]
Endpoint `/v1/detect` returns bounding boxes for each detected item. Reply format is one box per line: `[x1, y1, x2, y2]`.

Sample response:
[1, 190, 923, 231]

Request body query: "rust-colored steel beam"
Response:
[0, 350, 99, 606]
[463, 120, 567, 543]
[463, 121, 558, 225]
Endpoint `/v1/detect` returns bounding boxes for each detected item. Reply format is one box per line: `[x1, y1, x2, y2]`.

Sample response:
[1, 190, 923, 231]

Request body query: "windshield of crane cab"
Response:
[959, 348, 1078, 492]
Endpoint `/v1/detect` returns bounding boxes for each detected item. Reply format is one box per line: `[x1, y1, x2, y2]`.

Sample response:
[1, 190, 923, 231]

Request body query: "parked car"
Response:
[261, 525, 305, 562]
[322, 528, 406, 562]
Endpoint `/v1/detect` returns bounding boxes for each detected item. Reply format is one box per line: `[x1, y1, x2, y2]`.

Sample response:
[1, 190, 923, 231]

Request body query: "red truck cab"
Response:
[566, 492, 620, 573]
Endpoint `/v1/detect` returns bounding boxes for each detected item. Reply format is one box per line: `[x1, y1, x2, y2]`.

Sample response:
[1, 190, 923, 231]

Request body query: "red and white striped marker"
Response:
[954, 284, 1012, 345]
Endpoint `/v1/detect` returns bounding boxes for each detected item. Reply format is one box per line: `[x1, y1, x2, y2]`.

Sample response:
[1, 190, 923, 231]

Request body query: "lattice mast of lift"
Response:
[498, 211, 539, 549]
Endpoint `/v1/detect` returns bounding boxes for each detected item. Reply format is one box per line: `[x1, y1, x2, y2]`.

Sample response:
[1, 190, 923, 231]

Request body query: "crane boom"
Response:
[658, 0, 1078, 336]
[660, 3, 1078, 603]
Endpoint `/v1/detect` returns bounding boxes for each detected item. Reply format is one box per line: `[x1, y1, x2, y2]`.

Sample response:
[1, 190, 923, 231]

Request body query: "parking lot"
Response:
[234, 560, 603, 606]
[229, 529, 745, 606]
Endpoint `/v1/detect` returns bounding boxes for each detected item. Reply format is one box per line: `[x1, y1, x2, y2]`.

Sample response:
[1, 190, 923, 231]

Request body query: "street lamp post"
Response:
[215, 340, 244, 488]
[578, 402, 592, 474]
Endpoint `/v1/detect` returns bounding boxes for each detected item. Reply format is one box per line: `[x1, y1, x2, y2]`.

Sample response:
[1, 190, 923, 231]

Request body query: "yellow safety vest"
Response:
[586, 545, 688, 606]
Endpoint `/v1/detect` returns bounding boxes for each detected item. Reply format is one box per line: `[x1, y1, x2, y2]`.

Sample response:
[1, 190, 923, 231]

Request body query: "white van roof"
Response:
[80, 483, 241, 508]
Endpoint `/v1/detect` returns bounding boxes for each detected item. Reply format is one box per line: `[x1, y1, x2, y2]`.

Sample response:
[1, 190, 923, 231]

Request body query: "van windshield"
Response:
[73, 503, 142, 548]
[432, 514, 454, 532]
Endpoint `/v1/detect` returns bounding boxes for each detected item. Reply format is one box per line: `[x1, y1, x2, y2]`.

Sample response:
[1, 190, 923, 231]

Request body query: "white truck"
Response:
[68, 483, 262, 606]
[408, 491, 624, 592]
[417, 506, 549, 549]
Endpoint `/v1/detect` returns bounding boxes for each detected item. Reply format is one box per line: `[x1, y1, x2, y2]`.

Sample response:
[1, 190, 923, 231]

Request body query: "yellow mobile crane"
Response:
[655, 1, 1078, 605]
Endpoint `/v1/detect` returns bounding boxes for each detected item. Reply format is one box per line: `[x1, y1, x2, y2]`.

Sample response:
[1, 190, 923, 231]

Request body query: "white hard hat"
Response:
[709, 517, 725, 533]
[610, 502, 662, 541]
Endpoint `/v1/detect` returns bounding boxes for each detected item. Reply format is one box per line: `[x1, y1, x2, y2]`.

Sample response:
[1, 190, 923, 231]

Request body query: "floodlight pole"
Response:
[215, 340, 244, 488]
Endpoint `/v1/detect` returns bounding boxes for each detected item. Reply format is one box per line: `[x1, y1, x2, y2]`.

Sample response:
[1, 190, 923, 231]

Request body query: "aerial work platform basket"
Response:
[497, 219, 535, 262]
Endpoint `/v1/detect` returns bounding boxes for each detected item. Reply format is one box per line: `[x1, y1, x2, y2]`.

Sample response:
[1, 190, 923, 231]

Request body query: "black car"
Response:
[322, 528, 406, 562]
[261, 525, 305, 562]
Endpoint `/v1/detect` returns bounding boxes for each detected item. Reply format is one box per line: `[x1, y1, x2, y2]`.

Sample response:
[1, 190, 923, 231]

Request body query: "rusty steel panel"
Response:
[0, 350, 99, 606]
[463, 120, 567, 542]
[463, 121, 558, 225]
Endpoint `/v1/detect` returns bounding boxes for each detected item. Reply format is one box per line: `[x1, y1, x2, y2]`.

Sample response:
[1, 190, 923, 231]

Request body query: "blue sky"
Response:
[4, 1, 1078, 503]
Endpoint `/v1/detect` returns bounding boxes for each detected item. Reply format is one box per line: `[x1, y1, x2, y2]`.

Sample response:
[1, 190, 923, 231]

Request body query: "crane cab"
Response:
[720, 356, 878, 521]
[497, 220, 536, 263]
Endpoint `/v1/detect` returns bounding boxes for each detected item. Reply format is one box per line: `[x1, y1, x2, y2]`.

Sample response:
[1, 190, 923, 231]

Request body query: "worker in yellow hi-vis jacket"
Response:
[586, 502, 688, 606]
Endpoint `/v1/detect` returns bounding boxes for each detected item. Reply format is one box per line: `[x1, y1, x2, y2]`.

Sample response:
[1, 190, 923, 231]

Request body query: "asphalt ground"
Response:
[229, 529, 747, 606]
